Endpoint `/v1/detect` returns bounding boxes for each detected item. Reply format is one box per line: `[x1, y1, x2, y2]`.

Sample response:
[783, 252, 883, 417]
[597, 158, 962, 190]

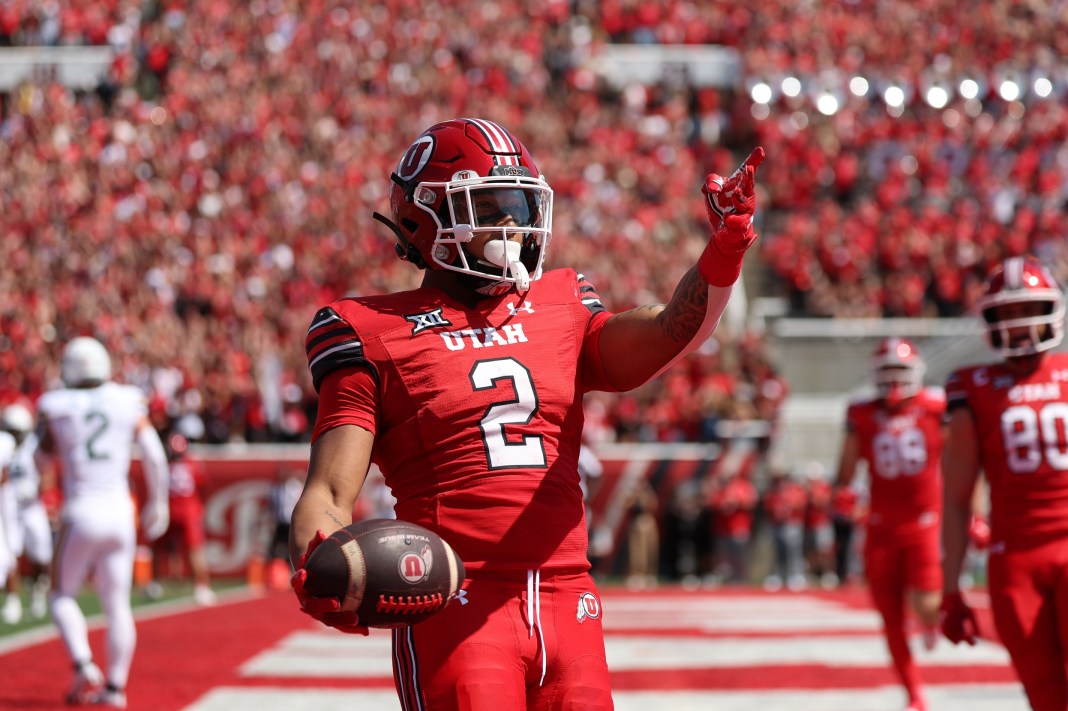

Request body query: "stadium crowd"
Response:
[0, 0, 1065, 446]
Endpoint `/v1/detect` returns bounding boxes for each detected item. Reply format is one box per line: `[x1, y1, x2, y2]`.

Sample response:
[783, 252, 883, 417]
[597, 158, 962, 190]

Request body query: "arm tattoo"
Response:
[325, 509, 345, 528]
[658, 267, 708, 343]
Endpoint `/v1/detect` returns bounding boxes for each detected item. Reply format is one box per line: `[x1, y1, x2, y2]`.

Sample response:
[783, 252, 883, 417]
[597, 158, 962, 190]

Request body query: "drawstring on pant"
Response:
[525, 568, 547, 686]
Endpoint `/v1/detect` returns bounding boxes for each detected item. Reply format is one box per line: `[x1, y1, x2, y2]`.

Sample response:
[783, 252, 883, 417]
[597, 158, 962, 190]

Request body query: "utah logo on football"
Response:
[398, 545, 433, 584]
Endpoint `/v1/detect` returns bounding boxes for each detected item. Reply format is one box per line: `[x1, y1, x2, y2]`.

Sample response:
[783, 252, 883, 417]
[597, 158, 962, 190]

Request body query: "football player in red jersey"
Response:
[834, 337, 945, 711]
[288, 117, 764, 710]
[941, 256, 1068, 711]
[149, 433, 216, 606]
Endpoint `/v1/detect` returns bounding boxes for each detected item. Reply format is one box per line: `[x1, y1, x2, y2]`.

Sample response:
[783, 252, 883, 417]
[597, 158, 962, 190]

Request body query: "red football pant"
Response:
[864, 526, 941, 702]
[391, 571, 613, 711]
[162, 496, 205, 549]
[988, 540, 1068, 711]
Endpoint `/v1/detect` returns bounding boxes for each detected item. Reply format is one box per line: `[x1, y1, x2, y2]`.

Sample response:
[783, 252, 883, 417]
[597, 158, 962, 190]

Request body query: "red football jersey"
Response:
[762, 478, 808, 525]
[712, 476, 757, 537]
[168, 458, 206, 501]
[305, 269, 617, 575]
[946, 352, 1068, 548]
[845, 387, 945, 536]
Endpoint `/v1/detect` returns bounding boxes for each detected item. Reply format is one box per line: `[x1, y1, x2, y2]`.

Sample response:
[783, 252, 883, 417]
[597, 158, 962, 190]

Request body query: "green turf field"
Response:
[0, 577, 248, 637]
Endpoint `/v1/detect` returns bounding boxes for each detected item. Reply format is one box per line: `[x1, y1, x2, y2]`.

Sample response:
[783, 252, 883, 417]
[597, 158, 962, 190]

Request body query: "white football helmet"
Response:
[872, 337, 925, 405]
[977, 256, 1065, 358]
[61, 336, 112, 387]
[1, 403, 33, 434]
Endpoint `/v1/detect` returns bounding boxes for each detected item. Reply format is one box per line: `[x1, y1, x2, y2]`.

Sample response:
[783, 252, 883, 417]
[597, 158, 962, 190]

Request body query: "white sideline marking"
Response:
[241, 632, 394, 678]
[184, 684, 1030, 711]
[603, 595, 883, 631]
[605, 634, 1011, 669]
[204, 593, 1020, 711]
[240, 628, 1009, 678]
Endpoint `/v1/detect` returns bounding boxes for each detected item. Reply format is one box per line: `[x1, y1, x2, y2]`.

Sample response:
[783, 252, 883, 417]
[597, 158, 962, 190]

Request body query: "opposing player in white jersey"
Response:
[0, 427, 17, 598]
[36, 337, 170, 708]
[0, 403, 54, 623]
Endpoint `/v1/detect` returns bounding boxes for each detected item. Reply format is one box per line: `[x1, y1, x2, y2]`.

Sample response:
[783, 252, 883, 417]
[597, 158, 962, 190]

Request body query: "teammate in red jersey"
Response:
[288, 117, 764, 710]
[941, 256, 1068, 711]
[834, 337, 945, 711]
[149, 433, 216, 606]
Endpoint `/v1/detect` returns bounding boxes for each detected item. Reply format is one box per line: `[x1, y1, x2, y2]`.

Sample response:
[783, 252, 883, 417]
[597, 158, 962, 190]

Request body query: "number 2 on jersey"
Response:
[85, 410, 111, 460]
[470, 358, 547, 469]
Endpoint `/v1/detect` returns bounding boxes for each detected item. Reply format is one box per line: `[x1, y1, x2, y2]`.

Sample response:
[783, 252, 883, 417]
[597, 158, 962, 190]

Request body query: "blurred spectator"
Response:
[265, 467, 303, 589]
[624, 481, 660, 590]
[761, 469, 809, 591]
[802, 463, 837, 588]
[710, 472, 758, 584]
[661, 479, 714, 585]
[831, 483, 864, 587]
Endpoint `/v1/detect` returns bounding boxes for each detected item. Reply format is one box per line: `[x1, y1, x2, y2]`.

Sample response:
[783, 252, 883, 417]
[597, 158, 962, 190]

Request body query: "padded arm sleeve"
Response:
[137, 423, 169, 504]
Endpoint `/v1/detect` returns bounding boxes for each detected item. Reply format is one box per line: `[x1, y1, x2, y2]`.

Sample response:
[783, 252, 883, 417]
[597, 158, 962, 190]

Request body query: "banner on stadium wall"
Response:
[180, 442, 754, 577]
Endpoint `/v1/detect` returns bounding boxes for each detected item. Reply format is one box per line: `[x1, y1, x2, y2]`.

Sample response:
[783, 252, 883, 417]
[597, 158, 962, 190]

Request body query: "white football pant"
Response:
[51, 497, 137, 690]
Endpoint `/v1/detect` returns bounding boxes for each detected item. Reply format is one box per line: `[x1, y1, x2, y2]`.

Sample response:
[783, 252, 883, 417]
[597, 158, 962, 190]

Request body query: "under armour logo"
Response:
[507, 300, 534, 316]
[456, 589, 469, 606]
[405, 308, 452, 335]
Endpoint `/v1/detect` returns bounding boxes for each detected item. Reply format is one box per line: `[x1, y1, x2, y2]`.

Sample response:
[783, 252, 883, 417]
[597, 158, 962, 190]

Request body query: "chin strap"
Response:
[372, 212, 426, 269]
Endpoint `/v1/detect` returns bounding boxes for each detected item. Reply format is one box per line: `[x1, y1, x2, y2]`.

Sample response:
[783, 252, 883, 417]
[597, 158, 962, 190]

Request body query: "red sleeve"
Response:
[579, 310, 624, 393]
[312, 366, 378, 443]
[844, 402, 861, 432]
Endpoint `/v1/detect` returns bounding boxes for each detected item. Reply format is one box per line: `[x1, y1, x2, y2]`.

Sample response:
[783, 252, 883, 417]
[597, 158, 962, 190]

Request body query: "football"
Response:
[302, 518, 465, 628]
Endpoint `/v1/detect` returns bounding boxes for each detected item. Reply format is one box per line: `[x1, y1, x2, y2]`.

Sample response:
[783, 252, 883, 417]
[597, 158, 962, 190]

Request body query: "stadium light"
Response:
[1033, 76, 1053, 98]
[816, 92, 839, 116]
[919, 64, 953, 110]
[992, 64, 1025, 102]
[925, 85, 949, 109]
[751, 81, 773, 104]
[781, 76, 802, 98]
[883, 85, 905, 108]
[849, 76, 869, 97]
[959, 78, 980, 100]
[997, 78, 1021, 101]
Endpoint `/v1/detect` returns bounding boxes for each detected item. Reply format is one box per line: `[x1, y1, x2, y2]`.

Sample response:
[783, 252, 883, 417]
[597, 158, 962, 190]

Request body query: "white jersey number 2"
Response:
[470, 358, 547, 470]
[84, 411, 112, 460]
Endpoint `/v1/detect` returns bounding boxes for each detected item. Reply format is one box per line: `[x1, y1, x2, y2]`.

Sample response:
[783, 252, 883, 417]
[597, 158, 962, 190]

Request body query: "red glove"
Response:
[968, 514, 991, 550]
[940, 591, 979, 645]
[698, 147, 765, 287]
[290, 530, 369, 635]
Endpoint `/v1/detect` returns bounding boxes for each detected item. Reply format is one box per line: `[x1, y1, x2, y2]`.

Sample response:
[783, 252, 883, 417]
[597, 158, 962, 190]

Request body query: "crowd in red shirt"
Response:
[1, 1, 1064, 445]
